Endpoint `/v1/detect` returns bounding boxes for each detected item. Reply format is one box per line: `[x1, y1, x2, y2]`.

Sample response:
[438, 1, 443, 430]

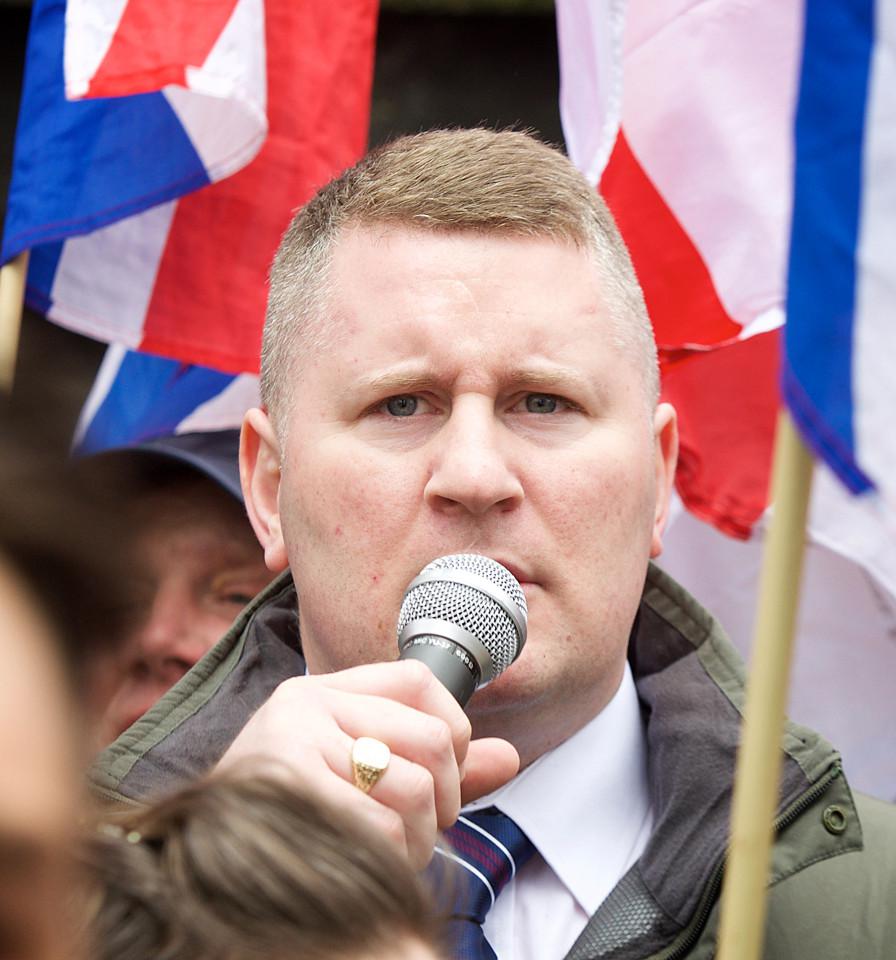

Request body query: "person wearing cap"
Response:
[84, 430, 275, 746]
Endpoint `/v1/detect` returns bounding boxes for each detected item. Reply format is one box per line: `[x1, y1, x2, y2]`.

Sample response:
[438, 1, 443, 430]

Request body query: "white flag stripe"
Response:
[49, 200, 176, 347]
[853, 0, 896, 504]
[64, 0, 129, 98]
[71, 343, 128, 448]
[799, 465, 896, 602]
[176, 373, 260, 434]
[660, 491, 896, 801]
[164, 83, 266, 184]
[555, 0, 625, 186]
[188, 0, 266, 109]
[173, 0, 268, 179]
[736, 305, 785, 342]
[619, 2, 802, 335]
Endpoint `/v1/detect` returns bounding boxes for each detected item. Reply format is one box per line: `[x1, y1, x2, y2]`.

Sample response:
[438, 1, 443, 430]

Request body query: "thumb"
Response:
[460, 737, 520, 805]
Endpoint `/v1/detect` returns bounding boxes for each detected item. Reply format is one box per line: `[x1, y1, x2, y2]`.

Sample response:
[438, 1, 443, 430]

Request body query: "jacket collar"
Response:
[564, 563, 857, 960]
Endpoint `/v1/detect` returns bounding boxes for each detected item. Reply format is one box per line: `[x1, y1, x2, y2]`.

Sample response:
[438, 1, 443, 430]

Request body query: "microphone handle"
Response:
[398, 634, 480, 707]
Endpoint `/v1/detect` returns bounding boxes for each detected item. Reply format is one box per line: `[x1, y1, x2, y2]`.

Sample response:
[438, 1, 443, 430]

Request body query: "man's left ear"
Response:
[650, 402, 679, 559]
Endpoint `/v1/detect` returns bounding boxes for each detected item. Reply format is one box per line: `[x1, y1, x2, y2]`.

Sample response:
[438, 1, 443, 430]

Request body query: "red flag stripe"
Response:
[660, 330, 780, 539]
[87, 0, 242, 97]
[600, 129, 743, 351]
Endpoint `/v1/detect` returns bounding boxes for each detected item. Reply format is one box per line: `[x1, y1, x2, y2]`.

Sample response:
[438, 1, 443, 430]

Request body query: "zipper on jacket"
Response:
[651, 761, 842, 960]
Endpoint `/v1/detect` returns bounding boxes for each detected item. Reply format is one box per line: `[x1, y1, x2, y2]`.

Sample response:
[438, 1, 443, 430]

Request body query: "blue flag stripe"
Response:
[78, 352, 236, 454]
[24, 239, 64, 313]
[783, 0, 875, 494]
[1, 0, 210, 263]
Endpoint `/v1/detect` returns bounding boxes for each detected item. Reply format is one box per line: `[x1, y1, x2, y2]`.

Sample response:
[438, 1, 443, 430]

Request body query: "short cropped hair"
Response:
[262, 128, 658, 428]
[82, 773, 443, 960]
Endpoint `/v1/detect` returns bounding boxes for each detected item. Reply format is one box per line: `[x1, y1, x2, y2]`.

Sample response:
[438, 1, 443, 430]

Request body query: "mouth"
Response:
[487, 557, 536, 589]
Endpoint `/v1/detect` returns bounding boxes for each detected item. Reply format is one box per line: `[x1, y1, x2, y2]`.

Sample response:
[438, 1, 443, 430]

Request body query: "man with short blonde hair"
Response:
[95, 128, 896, 960]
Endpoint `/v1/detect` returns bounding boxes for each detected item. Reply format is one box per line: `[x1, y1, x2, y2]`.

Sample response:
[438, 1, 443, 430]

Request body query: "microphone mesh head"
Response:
[397, 554, 527, 680]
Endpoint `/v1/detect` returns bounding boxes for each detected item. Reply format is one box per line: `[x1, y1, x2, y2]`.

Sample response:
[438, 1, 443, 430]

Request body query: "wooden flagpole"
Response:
[0, 251, 29, 394]
[716, 408, 815, 960]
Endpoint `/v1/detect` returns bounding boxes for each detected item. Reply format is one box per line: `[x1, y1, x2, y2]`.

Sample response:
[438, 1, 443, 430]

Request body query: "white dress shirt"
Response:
[463, 663, 653, 960]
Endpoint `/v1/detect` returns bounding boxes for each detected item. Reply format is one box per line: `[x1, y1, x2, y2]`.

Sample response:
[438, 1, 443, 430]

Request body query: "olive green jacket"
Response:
[92, 564, 896, 959]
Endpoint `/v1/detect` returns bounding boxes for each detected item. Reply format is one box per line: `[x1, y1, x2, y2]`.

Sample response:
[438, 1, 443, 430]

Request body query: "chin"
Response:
[469, 656, 549, 715]
[466, 668, 559, 765]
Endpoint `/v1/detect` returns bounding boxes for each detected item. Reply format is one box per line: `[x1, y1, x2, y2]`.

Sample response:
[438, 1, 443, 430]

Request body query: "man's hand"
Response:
[217, 659, 519, 869]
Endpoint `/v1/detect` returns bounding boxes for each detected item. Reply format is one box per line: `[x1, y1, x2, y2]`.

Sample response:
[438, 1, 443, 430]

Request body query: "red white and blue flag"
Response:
[557, 0, 896, 566]
[557, 0, 896, 798]
[3, 0, 378, 447]
[785, 0, 896, 503]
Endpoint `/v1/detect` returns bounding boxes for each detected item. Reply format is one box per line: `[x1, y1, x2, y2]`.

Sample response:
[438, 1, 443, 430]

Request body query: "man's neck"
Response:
[469, 657, 628, 772]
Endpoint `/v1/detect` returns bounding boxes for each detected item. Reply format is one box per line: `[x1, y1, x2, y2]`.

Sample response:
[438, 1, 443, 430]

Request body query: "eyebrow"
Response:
[503, 365, 594, 393]
[355, 364, 596, 395]
[355, 369, 436, 394]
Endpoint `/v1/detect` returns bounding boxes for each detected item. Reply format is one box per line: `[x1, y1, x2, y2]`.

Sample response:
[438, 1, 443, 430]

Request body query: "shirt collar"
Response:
[464, 662, 653, 914]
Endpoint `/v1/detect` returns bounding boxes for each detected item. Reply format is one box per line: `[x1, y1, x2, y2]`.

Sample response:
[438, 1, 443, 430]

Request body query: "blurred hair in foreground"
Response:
[82, 771, 446, 960]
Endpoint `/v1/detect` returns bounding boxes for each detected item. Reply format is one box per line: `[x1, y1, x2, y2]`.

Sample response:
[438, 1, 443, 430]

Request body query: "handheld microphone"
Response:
[396, 554, 527, 706]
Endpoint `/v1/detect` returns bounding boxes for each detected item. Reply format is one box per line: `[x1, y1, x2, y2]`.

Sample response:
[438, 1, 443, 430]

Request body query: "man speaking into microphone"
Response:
[93, 129, 896, 959]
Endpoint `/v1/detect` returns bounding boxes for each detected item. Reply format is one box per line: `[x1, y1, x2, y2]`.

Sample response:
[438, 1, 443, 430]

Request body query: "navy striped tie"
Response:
[435, 807, 536, 960]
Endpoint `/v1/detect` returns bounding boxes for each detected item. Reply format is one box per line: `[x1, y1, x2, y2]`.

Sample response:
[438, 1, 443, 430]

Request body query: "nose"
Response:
[424, 397, 524, 516]
[129, 578, 203, 679]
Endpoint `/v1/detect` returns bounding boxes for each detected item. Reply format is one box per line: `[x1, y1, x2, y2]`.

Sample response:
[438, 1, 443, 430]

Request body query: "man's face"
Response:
[248, 226, 676, 761]
[99, 477, 274, 744]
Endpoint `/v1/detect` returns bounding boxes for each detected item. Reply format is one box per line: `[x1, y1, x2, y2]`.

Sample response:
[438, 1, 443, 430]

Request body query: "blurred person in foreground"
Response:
[0, 408, 134, 960]
[94, 129, 896, 959]
[78, 430, 274, 745]
[82, 772, 445, 960]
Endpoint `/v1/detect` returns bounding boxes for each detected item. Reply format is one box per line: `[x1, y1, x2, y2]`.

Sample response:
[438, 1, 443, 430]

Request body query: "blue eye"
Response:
[525, 394, 559, 413]
[385, 395, 418, 417]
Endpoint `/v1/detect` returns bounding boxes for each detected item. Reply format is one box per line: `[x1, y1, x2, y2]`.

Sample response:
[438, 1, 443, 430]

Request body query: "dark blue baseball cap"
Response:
[81, 429, 243, 503]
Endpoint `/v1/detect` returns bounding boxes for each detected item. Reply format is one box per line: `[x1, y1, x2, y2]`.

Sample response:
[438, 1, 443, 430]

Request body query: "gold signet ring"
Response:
[351, 737, 391, 793]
